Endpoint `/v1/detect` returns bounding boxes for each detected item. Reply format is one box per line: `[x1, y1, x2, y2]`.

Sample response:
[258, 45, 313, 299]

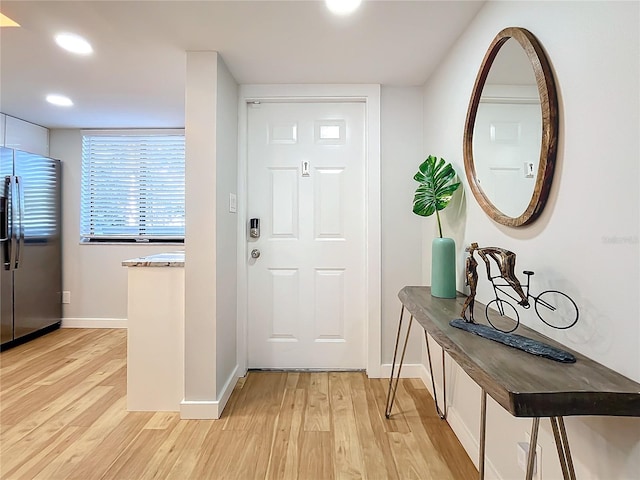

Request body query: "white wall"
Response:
[421, 1, 639, 479]
[215, 55, 239, 398]
[50, 129, 175, 326]
[380, 86, 424, 366]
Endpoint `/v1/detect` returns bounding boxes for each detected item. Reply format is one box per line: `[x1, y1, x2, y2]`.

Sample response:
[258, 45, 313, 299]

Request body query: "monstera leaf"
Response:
[413, 155, 461, 238]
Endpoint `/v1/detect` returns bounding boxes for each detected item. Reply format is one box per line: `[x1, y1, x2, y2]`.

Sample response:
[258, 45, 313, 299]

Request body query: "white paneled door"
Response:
[247, 101, 366, 369]
[473, 102, 542, 218]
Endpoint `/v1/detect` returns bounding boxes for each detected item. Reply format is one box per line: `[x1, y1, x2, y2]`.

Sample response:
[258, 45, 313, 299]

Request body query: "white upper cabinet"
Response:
[4, 115, 49, 156]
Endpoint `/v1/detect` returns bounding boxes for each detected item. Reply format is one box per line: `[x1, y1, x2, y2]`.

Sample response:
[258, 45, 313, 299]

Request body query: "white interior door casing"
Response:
[247, 101, 366, 369]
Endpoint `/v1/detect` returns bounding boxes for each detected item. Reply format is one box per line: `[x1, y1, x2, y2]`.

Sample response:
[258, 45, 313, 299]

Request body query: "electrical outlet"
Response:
[62, 291, 71, 304]
[517, 433, 542, 479]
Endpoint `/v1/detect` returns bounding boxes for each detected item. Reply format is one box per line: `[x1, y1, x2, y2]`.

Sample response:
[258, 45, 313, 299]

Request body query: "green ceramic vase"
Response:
[431, 237, 456, 298]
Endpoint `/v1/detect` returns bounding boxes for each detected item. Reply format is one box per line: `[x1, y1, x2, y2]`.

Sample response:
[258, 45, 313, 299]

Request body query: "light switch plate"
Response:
[229, 193, 237, 213]
[525, 162, 535, 178]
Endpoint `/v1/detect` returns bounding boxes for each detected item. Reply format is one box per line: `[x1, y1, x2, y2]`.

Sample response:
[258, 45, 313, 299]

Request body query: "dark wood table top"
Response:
[399, 286, 640, 418]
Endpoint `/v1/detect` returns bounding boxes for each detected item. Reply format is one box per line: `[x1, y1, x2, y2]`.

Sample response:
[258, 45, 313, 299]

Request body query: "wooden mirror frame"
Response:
[463, 27, 559, 227]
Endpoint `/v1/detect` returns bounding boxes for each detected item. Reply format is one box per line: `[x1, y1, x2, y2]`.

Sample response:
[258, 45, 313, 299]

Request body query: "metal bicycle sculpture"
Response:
[461, 243, 579, 333]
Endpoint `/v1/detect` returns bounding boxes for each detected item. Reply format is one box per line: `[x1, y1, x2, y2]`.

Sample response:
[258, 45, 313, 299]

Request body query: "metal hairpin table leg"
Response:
[424, 331, 447, 419]
[479, 389, 487, 480]
[385, 305, 414, 418]
[550, 416, 576, 480]
[526, 418, 540, 480]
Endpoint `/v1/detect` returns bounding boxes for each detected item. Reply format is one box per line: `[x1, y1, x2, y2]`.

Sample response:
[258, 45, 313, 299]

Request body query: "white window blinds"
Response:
[81, 131, 185, 242]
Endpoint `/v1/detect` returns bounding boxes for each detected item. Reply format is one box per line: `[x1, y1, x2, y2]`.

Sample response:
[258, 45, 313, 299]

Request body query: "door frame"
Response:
[236, 84, 381, 377]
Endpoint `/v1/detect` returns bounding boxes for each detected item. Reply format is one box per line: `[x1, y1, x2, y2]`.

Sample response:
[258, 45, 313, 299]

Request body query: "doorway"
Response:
[246, 101, 365, 368]
[238, 85, 381, 376]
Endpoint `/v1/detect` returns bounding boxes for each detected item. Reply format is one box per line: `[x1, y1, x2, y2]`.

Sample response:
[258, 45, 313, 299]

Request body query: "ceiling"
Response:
[0, 0, 485, 130]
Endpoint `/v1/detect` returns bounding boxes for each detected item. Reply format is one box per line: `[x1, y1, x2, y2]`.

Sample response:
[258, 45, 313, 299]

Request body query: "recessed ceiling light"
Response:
[46, 94, 73, 107]
[0, 13, 20, 27]
[325, 0, 362, 16]
[55, 32, 93, 55]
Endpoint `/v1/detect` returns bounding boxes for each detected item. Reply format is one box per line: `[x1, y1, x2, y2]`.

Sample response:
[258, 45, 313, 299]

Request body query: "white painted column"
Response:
[183, 51, 219, 419]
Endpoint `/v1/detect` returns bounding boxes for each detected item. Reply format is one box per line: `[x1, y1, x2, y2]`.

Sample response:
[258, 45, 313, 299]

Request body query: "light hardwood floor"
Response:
[0, 328, 477, 479]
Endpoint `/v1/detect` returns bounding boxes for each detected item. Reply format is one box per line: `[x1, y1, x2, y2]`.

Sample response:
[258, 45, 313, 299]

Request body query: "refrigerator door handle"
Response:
[0, 176, 8, 243]
[7, 176, 19, 270]
[1, 176, 9, 270]
[15, 176, 25, 269]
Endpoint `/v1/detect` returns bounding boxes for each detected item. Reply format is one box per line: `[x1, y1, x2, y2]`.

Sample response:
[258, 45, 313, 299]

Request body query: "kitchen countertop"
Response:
[122, 251, 185, 267]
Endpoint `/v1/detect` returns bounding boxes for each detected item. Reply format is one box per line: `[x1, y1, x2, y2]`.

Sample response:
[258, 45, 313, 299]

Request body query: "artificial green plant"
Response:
[412, 155, 461, 238]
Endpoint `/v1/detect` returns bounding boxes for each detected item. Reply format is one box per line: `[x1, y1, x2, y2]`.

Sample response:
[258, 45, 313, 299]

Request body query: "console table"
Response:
[385, 286, 640, 480]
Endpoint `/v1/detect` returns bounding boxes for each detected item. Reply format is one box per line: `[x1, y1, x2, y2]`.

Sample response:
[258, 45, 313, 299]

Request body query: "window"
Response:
[80, 130, 185, 242]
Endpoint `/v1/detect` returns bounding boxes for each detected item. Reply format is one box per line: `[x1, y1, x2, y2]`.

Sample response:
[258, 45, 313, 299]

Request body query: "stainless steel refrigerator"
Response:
[1, 146, 62, 349]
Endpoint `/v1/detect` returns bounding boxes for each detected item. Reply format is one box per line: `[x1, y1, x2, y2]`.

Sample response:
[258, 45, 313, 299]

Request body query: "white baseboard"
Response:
[416, 365, 501, 479]
[378, 363, 425, 379]
[217, 365, 240, 416]
[418, 362, 432, 390]
[180, 365, 240, 420]
[179, 399, 218, 419]
[61, 318, 128, 329]
[446, 406, 500, 478]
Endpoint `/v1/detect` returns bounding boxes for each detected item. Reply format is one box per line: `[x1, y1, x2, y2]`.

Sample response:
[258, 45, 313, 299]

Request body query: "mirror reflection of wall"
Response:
[472, 39, 542, 218]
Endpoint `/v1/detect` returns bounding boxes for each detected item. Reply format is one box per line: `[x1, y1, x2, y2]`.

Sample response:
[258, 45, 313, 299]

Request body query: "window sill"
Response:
[79, 240, 185, 246]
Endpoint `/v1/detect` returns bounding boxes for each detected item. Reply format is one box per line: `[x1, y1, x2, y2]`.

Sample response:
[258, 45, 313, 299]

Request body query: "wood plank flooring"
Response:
[0, 328, 477, 479]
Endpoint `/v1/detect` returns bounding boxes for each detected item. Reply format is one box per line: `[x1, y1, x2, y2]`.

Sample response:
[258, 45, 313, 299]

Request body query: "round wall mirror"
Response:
[463, 27, 558, 227]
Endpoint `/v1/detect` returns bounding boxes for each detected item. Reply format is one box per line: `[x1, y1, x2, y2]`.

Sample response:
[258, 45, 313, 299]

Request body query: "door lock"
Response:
[249, 218, 260, 238]
[251, 249, 261, 259]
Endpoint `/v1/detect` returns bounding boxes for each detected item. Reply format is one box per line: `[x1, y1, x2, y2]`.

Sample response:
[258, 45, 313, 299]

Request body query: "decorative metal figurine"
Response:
[476, 246, 529, 308]
[460, 243, 479, 322]
[453, 243, 580, 363]
[460, 243, 579, 334]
